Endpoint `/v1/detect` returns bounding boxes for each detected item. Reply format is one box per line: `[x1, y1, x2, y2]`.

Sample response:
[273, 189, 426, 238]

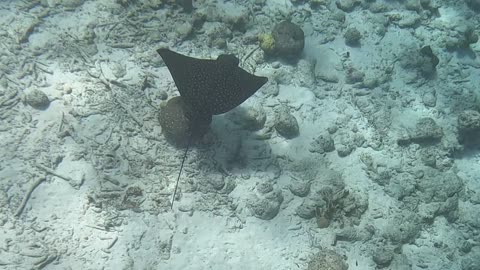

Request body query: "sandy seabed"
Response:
[0, 0, 480, 269]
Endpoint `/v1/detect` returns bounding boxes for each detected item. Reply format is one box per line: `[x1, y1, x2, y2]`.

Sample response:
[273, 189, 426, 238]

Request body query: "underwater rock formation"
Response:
[274, 106, 299, 139]
[260, 21, 304, 60]
[247, 181, 283, 220]
[399, 45, 439, 78]
[159, 96, 211, 146]
[457, 110, 480, 145]
[344, 27, 362, 46]
[398, 117, 443, 146]
[24, 88, 50, 110]
[466, 0, 480, 11]
[307, 248, 348, 270]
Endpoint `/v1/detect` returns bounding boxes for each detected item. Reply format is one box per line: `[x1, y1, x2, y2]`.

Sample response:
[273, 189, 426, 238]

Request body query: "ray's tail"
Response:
[170, 130, 192, 209]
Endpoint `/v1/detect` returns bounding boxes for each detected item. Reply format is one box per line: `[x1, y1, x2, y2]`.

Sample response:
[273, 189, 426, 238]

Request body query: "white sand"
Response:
[0, 0, 479, 269]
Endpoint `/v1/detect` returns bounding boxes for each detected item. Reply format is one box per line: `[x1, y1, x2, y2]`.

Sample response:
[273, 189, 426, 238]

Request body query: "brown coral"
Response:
[159, 96, 211, 147]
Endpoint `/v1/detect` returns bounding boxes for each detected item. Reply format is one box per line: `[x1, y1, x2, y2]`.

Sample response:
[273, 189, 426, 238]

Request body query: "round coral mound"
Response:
[159, 96, 211, 147]
[271, 21, 304, 58]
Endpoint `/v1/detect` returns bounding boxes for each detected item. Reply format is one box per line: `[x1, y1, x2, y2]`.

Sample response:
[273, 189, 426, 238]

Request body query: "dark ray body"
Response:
[157, 48, 268, 208]
[157, 48, 268, 118]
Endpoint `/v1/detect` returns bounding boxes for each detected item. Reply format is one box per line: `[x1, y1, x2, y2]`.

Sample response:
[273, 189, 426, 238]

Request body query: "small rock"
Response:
[458, 110, 480, 132]
[204, 22, 232, 49]
[228, 106, 266, 131]
[457, 110, 480, 144]
[398, 12, 421, 28]
[314, 47, 341, 83]
[466, 0, 480, 11]
[345, 66, 365, 84]
[309, 133, 335, 153]
[111, 62, 126, 78]
[0, 189, 8, 208]
[275, 106, 299, 139]
[461, 246, 480, 270]
[158, 90, 168, 100]
[0, 213, 6, 226]
[398, 117, 443, 145]
[176, 22, 193, 40]
[413, 117, 443, 141]
[257, 181, 274, 194]
[25, 88, 50, 110]
[422, 91, 437, 107]
[353, 133, 366, 147]
[307, 249, 348, 270]
[247, 183, 283, 220]
[419, 46, 439, 77]
[61, 0, 85, 8]
[363, 77, 379, 89]
[289, 180, 310, 197]
[337, 143, 354, 157]
[405, 0, 422, 11]
[344, 27, 362, 46]
[389, 254, 413, 270]
[373, 247, 394, 268]
[270, 21, 305, 59]
[384, 211, 421, 244]
[296, 198, 318, 219]
[368, 2, 389, 13]
[399, 45, 438, 78]
[336, 0, 358, 12]
[217, 2, 249, 29]
[207, 174, 225, 190]
[63, 84, 73, 94]
[327, 125, 338, 134]
[297, 59, 316, 87]
[178, 0, 193, 12]
[419, 147, 437, 167]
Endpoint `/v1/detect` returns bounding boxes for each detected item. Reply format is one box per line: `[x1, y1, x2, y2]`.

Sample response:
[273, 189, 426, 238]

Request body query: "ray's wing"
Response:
[209, 54, 268, 115]
[157, 48, 268, 116]
[157, 48, 213, 110]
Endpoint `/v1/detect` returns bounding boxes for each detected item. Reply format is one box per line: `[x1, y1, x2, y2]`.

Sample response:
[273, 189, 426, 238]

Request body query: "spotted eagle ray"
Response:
[157, 48, 268, 208]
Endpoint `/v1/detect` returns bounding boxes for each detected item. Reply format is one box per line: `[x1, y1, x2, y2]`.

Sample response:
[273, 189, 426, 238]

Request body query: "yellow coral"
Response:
[258, 33, 275, 54]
